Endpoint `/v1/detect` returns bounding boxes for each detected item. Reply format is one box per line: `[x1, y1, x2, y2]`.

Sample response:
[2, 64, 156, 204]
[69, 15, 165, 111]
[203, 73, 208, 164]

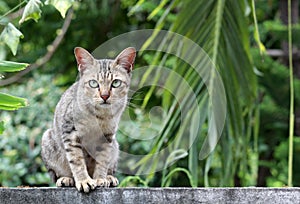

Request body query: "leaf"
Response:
[165, 149, 188, 168]
[0, 92, 28, 111]
[161, 167, 196, 187]
[0, 23, 24, 56]
[0, 44, 7, 60]
[0, 121, 4, 134]
[147, 0, 170, 20]
[118, 176, 148, 187]
[45, 0, 74, 18]
[19, 0, 43, 24]
[128, 0, 145, 16]
[133, 0, 258, 186]
[0, 60, 29, 72]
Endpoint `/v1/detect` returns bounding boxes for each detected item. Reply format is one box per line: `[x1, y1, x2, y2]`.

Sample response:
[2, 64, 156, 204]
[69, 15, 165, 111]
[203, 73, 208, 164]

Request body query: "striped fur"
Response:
[41, 47, 136, 193]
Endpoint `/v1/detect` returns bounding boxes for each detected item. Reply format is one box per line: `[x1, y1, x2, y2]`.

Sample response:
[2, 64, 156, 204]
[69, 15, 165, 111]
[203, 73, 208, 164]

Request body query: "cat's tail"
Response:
[41, 129, 57, 182]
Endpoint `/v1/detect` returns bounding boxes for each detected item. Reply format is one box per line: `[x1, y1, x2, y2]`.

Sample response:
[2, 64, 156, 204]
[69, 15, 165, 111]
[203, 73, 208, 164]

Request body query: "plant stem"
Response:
[251, 0, 265, 55]
[287, 0, 294, 187]
[0, 1, 27, 20]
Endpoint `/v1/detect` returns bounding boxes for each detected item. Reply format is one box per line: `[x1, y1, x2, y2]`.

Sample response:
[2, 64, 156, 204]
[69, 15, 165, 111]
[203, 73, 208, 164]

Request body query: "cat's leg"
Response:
[62, 132, 97, 193]
[106, 175, 119, 186]
[41, 129, 57, 181]
[41, 129, 75, 187]
[92, 144, 114, 187]
[107, 139, 119, 187]
[93, 137, 120, 187]
[56, 177, 74, 187]
[107, 157, 119, 187]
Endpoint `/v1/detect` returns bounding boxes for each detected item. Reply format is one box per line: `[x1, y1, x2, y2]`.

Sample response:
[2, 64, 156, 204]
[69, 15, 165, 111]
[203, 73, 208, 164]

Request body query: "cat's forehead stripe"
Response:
[98, 59, 114, 81]
[95, 59, 131, 82]
[98, 59, 112, 72]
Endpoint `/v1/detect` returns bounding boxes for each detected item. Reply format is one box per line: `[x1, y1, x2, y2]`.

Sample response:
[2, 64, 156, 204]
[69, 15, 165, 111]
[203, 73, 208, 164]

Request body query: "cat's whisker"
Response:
[127, 89, 143, 93]
[113, 99, 141, 110]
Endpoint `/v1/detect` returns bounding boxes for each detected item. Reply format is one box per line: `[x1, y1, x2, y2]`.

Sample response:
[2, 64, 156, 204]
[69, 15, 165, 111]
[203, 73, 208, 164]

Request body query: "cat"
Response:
[41, 46, 136, 193]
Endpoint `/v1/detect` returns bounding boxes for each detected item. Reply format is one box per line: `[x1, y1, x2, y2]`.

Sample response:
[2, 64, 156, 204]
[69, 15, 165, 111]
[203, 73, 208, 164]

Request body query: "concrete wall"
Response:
[0, 187, 300, 204]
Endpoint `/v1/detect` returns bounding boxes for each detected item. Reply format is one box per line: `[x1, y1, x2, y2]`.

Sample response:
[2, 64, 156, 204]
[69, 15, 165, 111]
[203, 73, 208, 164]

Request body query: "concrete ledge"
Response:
[0, 187, 300, 204]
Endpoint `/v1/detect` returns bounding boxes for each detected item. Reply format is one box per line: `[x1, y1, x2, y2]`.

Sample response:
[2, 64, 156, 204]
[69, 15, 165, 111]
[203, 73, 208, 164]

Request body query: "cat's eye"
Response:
[89, 80, 99, 88]
[111, 79, 122, 88]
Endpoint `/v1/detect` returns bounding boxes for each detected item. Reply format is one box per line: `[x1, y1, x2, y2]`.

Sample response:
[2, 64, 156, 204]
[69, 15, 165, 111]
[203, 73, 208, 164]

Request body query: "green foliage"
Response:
[0, 0, 75, 135]
[0, 60, 28, 72]
[0, 121, 4, 134]
[19, 0, 43, 24]
[266, 137, 300, 187]
[251, 0, 266, 54]
[0, 0, 72, 56]
[252, 0, 299, 187]
[0, 55, 28, 114]
[0, 73, 63, 186]
[0, 92, 27, 110]
[161, 167, 196, 187]
[0, 60, 28, 132]
[251, 46, 300, 187]
[45, 0, 74, 18]
[0, 0, 146, 187]
[128, 0, 258, 187]
[0, 23, 24, 56]
[118, 175, 148, 187]
[0, 0, 71, 186]
[263, 20, 300, 44]
[0, 0, 298, 188]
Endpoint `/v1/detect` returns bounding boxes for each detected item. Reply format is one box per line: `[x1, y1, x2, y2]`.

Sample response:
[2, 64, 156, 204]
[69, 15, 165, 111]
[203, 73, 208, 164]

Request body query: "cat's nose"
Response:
[101, 94, 110, 101]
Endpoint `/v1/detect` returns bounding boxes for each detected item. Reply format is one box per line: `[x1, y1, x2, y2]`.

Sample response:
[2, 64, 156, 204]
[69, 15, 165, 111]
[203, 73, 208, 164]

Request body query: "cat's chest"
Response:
[76, 116, 117, 135]
[97, 118, 117, 132]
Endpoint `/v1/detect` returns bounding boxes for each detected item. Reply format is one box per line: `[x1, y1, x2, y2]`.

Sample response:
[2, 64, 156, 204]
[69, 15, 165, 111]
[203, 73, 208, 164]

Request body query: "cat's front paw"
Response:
[56, 177, 74, 187]
[96, 178, 110, 187]
[107, 175, 119, 187]
[75, 177, 97, 193]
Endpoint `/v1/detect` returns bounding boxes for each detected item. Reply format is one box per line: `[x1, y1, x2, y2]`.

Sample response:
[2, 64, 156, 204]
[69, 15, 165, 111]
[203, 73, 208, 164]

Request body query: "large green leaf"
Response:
[132, 0, 259, 186]
[0, 60, 29, 72]
[0, 23, 24, 56]
[19, 0, 43, 24]
[0, 92, 28, 111]
[45, 0, 74, 18]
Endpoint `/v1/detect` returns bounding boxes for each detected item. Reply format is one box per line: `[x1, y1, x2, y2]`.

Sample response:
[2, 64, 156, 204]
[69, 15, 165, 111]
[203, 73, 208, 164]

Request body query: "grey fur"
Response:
[41, 47, 136, 193]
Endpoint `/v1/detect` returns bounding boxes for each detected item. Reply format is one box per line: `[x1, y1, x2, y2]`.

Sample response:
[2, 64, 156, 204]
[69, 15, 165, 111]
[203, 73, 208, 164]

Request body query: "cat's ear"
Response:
[74, 47, 95, 73]
[114, 47, 136, 73]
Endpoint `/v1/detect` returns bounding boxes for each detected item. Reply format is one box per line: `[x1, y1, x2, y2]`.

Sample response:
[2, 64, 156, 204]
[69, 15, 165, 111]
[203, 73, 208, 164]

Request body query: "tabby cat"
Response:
[41, 47, 136, 193]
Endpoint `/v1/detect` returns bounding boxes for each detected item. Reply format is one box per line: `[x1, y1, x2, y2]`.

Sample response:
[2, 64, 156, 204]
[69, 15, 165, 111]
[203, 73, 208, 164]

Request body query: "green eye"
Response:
[111, 79, 122, 88]
[89, 80, 99, 88]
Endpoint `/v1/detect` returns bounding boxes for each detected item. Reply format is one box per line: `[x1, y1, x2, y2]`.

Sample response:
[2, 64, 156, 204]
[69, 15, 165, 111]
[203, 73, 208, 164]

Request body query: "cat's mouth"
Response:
[100, 102, 111, 106]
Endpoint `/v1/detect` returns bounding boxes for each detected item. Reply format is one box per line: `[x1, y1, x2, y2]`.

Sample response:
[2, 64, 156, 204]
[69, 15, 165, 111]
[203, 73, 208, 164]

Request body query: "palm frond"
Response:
[131, 0, 258, 186]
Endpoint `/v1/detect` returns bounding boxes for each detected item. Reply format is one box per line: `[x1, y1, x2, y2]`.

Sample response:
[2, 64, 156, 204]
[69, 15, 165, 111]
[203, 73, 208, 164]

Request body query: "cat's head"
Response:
[74, 47, 136, 109]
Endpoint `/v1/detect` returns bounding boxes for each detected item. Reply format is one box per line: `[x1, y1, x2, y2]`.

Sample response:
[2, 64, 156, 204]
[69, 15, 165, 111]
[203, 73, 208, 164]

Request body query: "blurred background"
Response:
[0, 0, 300, 187]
